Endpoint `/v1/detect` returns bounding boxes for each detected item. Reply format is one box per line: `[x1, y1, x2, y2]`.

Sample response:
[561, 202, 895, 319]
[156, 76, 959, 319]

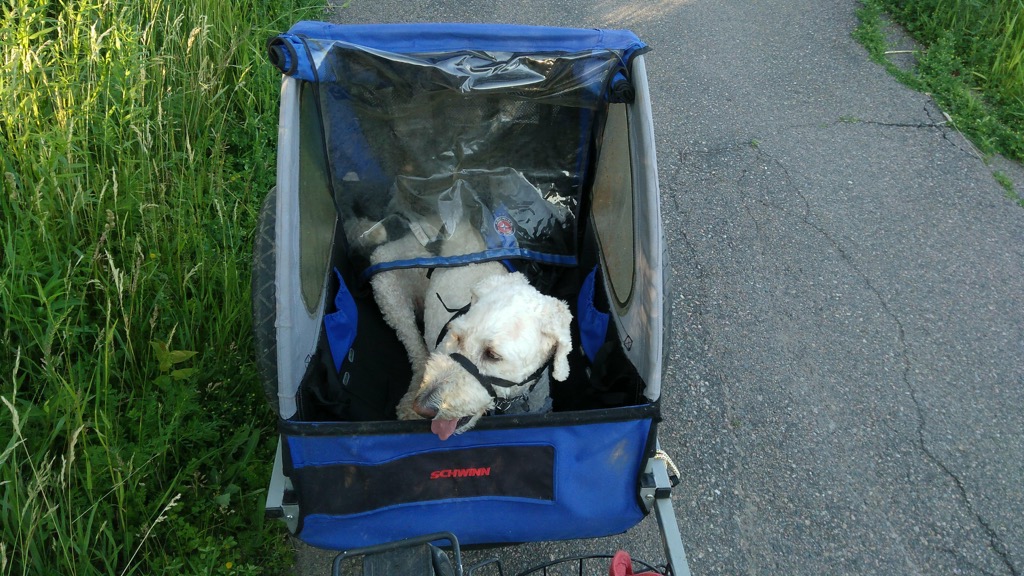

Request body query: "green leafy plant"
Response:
[151, 340, 199, 383]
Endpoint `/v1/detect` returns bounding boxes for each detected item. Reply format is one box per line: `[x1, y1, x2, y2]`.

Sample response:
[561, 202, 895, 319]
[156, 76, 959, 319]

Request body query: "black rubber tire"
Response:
[252, 186, 279, 416]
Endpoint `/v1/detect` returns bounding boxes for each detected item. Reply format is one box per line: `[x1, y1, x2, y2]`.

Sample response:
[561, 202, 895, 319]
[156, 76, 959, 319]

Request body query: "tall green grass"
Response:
[856, 0, 1024, 163]
[1, 0, 321, 573]
[885, 0, 1023, 105]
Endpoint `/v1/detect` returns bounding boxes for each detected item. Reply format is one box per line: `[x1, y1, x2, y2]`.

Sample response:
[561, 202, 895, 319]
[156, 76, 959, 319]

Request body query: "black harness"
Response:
[434, 293, 470, 348]
[449, 353, 550, 413]
[434, 293, 550, 414]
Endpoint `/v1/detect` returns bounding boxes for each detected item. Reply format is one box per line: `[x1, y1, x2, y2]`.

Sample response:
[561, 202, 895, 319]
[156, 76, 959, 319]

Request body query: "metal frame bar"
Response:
[265, 439, 299, 534]
[331, 532, 464, 576]
[641, 444, 692, 576]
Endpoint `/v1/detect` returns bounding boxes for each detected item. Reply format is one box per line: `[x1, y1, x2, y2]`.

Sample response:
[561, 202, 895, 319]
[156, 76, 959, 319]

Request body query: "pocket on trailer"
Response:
[294, 444, 556, 515]
[280, 407, 657, 550]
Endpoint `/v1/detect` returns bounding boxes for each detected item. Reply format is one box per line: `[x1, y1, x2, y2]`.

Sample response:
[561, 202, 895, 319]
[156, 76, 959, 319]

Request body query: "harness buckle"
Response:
[491, 394, 529, 415]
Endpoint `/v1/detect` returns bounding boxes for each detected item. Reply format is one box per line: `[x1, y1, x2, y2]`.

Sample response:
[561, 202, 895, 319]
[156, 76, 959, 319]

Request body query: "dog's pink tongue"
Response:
[431, 418, 459, 441]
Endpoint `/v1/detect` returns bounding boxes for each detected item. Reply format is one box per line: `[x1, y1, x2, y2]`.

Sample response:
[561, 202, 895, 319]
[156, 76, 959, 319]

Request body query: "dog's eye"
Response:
[483, 347, 502, 362]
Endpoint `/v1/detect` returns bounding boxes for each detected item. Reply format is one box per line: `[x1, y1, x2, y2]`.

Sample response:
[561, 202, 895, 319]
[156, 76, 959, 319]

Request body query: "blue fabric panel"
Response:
[285, 21, 647, 57]
[320, 86, 388, 186]
[285, 417, 652, 549]
[578, 266, 610, 362]
[359, 250, 577, 283]
[323, 269, 358, 371]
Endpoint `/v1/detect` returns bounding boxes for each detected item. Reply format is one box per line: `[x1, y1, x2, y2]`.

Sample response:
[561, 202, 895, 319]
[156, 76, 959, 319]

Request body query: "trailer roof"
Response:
[285, 21, 647, 56]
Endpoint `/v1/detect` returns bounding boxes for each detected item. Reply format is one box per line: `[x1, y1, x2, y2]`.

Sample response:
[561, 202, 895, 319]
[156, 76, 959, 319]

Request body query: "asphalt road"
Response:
[289, 1, 1024, 574]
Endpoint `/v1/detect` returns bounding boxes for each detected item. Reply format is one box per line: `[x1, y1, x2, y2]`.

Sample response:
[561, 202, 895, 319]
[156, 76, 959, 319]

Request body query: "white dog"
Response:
[351, 217, 572, 440]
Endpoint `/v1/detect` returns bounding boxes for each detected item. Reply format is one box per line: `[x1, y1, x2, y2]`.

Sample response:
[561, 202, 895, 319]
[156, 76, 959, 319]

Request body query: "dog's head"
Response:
[412, 272, 572, 440]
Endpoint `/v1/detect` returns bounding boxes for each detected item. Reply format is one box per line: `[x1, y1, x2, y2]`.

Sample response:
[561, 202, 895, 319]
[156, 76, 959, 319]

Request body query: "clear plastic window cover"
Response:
[289, 36, 638, 277]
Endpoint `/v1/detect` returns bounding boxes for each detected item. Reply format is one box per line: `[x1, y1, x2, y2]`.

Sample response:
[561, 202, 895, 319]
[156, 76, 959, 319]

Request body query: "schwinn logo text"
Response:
[430, 467, 491, 480]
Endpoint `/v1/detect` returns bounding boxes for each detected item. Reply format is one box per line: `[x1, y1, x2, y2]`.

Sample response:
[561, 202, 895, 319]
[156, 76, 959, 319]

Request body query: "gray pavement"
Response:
[290, 0, 1024, 574]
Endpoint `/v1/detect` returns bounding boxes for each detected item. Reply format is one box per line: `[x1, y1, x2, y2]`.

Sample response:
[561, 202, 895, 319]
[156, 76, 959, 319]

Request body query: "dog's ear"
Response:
[542, 297, 573, 381]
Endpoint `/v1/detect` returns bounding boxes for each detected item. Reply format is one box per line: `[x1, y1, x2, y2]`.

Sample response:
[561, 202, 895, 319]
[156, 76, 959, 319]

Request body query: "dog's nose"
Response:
[413, 401, 437, 419]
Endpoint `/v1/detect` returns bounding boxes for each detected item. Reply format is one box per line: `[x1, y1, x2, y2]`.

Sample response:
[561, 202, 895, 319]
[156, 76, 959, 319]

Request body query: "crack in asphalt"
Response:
[667, 146, 759, 574]
[827, 104, 984, 160]
[670, 140, 1019, 574]
[739, 148, 927, 575]
[743, 144, 1020, 576]
[666, 153, 707, 285]
[852, 119, 945, 129]
[921, 104, 988, 161]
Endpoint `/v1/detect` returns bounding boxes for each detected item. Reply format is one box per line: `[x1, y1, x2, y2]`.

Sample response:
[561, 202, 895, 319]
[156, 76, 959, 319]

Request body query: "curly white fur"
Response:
[353, 218, 572, 440]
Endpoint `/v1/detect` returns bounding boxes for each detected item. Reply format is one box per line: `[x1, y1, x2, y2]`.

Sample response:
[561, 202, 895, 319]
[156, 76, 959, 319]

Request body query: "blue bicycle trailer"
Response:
[253, 21, 691, 575]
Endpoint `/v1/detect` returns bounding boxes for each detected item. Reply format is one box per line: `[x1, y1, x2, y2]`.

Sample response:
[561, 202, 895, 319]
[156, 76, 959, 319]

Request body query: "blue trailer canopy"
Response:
[267, 22, 650, 279]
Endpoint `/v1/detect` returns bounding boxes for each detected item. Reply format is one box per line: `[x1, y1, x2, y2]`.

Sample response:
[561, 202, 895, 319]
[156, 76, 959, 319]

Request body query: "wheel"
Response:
[252, 186, 279, 416]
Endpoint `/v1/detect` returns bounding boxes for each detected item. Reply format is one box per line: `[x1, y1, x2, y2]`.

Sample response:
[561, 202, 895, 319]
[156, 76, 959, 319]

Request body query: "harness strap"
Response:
[449, 352, 549, 414]
[434, 293, 471, 348]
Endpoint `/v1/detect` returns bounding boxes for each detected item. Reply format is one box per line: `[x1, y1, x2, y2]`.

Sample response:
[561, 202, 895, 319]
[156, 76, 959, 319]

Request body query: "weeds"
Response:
[994, 171, 1023, 206]
[854, 0, 1024, 164]
[1, 0, 322, 573]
